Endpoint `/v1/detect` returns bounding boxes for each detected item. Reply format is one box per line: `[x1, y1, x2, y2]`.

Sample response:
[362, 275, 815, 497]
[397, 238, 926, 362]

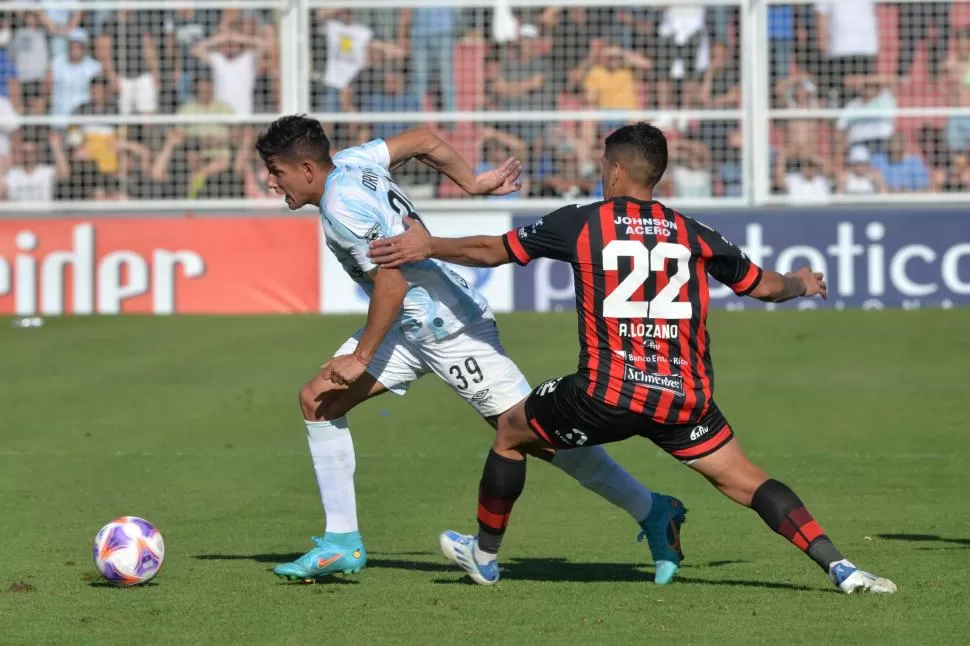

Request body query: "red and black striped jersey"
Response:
[502, 198, 763, 425]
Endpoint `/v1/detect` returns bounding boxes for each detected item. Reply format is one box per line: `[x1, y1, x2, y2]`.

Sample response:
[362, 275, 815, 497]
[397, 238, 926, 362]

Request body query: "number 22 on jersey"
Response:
[602, 241, 692, 320]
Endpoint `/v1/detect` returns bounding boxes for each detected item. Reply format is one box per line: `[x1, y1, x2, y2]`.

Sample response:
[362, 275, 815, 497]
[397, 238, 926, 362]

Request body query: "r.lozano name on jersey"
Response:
[618, 321, 680, 339]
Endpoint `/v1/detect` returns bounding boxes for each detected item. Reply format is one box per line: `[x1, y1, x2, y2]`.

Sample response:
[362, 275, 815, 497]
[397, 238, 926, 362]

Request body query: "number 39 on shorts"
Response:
[602, 241, 692, 320]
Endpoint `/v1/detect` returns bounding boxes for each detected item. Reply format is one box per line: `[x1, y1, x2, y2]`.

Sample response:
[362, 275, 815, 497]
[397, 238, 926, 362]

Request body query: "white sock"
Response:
[473, 541, 496, 566]
[305, 417, 359, 535]
[551, 445, 654, 523]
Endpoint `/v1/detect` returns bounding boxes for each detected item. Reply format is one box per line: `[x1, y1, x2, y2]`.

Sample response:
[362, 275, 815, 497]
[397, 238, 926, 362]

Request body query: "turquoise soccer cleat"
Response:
[637, 493, 687, 585]
[273, 532, 367, 582]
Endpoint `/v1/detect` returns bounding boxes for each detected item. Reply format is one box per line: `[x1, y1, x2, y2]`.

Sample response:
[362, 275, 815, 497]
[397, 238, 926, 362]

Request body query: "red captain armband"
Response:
[502, 229, 532, 266]
[731, 263, 763, 296]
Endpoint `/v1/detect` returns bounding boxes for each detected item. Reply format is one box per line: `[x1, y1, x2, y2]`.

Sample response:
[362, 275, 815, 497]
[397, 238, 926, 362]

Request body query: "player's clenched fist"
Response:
[321, 354, 368, 387]
[368, 216, 432, 268]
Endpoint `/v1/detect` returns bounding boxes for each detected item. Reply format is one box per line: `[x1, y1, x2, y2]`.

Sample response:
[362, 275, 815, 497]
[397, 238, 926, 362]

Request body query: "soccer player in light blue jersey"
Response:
[254, 115, 686, 583]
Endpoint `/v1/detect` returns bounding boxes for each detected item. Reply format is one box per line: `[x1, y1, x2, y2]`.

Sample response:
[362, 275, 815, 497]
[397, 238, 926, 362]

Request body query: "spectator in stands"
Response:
[356, 8, 406, 48]
[775, 73, 824, 170]
[151, 130, 241, 199]
[708, 6, 737, 47]
[839, 145, 886, 195]
[97, 10, 163, 115]
[404, 7, 458, 117]
[717, 128, 744, 198]
[814, 1, 878, 107]
[535, 139, 597, 199]
[768, 4, 795, 95]
[916, 123, 950, 173]
[36, 0, 82, 61]
[0, 24, 20, 163]
[355, 65, 421, 142]
[49, 29, 99, 118]
[177, 71, 234, 169]
[477, 126, 529, 200]
[836, 74, 897, 156]
[776, 149, 832, 201]
[50, 127, 105, 201]
[540, 7, 593, 96]
[898, 2, 950, 82]
[313, 10, 403, 121]
[71, 76, 118, 181]
[11, 11, 49, 114]
[582, 44, 649, 115]
[579, 43, 649, 161]
[316, 9, 366, 116]
[221, 9, 280, 114]
[192, 30, 269, 118]
[945, 29, 970, 153]
[695, 41, 741, 196]
[697, 40, 740, 112]
[652, 5, 708, 110]
[164, 8, 220, 103]
[236, 128, 276, 200]
[935, 150, 970, 192]
[662, 139, 713, 198]
[2, 137, 59, 204]
[495, 25, 553, 151]
[871, 133, 931, 193]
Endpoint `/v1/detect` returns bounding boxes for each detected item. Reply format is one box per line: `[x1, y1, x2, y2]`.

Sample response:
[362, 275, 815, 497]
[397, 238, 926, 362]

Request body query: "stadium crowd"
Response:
[0, 2, 966, 203]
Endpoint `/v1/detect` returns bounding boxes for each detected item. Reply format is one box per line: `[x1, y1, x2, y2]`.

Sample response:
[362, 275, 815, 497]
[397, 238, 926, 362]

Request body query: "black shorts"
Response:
[524, 374, 734, 462]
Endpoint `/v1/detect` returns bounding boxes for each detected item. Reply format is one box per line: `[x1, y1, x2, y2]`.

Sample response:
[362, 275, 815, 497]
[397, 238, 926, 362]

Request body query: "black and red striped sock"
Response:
[750, 479, 844, 571]
[476, 450, 526, 556]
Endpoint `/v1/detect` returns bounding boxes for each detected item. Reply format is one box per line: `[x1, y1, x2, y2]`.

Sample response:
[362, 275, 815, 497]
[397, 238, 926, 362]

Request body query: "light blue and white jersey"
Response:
[321, 139, 493, 343]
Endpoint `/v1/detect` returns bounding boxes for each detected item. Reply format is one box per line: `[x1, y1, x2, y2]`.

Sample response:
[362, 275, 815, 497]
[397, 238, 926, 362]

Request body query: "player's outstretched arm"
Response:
[749, 267, 828, 303]
[383, 129, 522, 196]
[369, 216, 512, 269]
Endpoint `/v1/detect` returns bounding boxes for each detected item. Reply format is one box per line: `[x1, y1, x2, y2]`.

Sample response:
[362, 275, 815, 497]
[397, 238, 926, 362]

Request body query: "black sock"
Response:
[476, 450, 526, 555]
[750, 479, 844, 571]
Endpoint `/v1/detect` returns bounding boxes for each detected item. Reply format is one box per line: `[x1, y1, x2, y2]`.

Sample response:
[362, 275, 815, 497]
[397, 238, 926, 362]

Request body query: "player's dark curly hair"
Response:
[255, 114, 331, 164]
[604, 123, 668, 189]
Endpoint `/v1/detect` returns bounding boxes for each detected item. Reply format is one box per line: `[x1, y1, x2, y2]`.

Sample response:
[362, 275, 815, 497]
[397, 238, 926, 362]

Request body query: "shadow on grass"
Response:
[86, 580, 160, 589]
[193, 553, 749, 577]
[429, 558, 825, 591]
[193, 553, 823, 591]
[194, 553, 456, 574]
[877, 533, 970, 550]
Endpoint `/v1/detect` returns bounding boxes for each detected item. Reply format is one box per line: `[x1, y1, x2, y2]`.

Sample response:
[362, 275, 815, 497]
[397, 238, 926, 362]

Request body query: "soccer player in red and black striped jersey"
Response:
[369, 123, 896, 594]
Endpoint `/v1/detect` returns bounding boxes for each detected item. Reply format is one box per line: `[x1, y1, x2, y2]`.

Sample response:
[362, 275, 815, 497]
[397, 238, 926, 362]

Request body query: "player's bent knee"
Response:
[298, 381, 318, 419]
[299, 382, 350, 421]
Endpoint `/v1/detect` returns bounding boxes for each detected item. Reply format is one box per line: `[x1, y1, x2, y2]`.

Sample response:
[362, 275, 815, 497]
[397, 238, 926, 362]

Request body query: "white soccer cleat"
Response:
[829, 559, 897, 594]
[439, 530, 500, 585]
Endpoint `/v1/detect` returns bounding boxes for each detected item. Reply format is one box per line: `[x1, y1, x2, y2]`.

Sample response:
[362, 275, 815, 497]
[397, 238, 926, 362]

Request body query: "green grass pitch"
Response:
[1, 311, 968, 644]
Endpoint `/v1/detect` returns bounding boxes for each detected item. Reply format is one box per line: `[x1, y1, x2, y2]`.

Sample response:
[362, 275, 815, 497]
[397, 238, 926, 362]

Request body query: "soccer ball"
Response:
[92, 516, 165, 586]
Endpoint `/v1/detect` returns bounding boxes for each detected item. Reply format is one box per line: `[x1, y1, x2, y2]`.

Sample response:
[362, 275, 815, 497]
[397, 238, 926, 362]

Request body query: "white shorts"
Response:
[334, 319, 531, 418]
[119, 74, 158, 115]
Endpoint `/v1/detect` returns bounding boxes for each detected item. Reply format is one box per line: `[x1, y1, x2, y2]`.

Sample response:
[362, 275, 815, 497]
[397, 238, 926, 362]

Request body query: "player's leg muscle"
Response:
[494, 399, 549, 459]
[299, 371, 388, 421]
[688, 437, 769, 506]
[689, 436, 849, 573]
